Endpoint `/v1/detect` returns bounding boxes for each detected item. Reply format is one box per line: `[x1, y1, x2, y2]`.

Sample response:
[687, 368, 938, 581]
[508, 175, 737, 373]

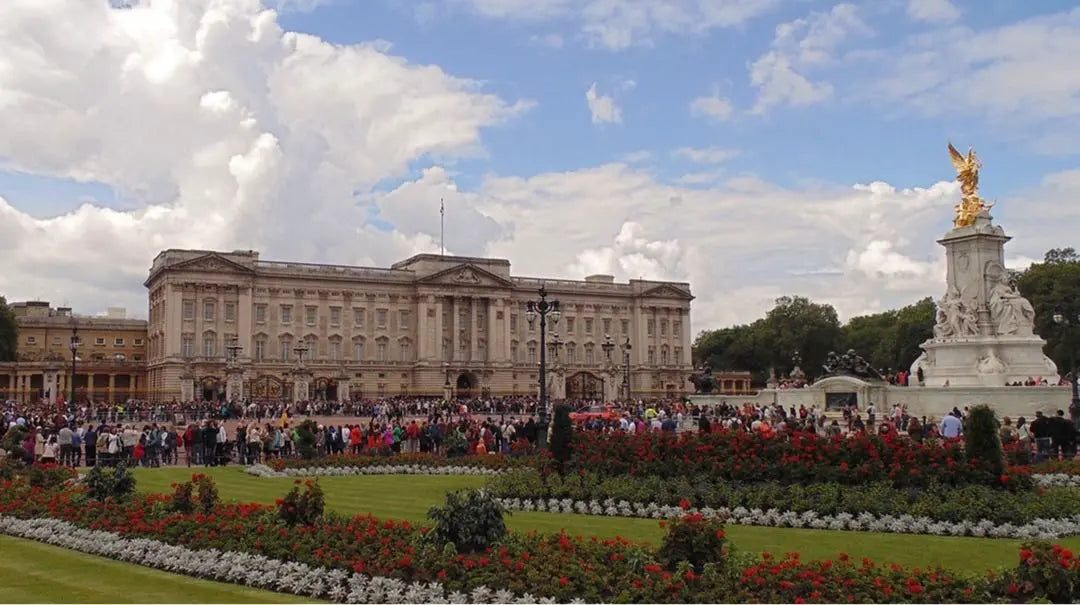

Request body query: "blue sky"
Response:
[1, 0, 1078, 330]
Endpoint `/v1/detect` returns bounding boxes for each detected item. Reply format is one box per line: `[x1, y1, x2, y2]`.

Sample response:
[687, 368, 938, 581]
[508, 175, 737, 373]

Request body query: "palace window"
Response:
[306, 306, 317, 326]
[52, 336, 62, 345]
[255, 304, 266, 323]
[585, 318, 593, 335]
[94, 338, 105, 346]
[527, 343, 537, 364]
[376, 309, 388, 329]
[566, 317, 575, 334]
[673, 320, 681, 336]
[621, 319, 630, 335]
[647, 346, 655, 365]
[182, 336, 193, 357]
[399, 310, 410, 330]
[459, 340, 468, 358]
[203, 335, 216, 357]
[354, 308, 365, 328]
[254, 338, 266, 361]
[281, 337, 292, 361]
[478, 312, 485, 331]
[225, 303, 236, 322]
[603, 318, 611, 335]
[281, 305, 293, 324]
[442, 339, 451, 361]
[376, 341, 387, 362]
[660, 345, 669, 365]
[304, 337, 316, 361]
[182, 300, 194, 320]
[114, 338, 124, 346]
[566, 343, 576, 364]
[660, 319, 668, 336]
[25, 336, 36, 345]
[354, 341, 365, 361]
[478, 340, 487, 361]
[511, 341, 519, 363]
[674, 347, 682, 365]
[647, 319, 655, 336]
[133, 338, 143, 346]
[510, 314, 518, 334]
[399, 340, 410, 361]
[330, 307, 341, 327]
[204, 301, 215, 321]
[585, 343, 595, 365]
[329, 339, 341, 360]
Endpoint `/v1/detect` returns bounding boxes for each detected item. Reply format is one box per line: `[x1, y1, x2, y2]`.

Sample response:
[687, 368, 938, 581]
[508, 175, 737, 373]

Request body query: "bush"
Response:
[991, 541, 1080, 603]
[170, 474, 219, 515]
[658, 513, 728, 573]
[444, 431, 468, 458]
[549, 404, 573, 472]
[28, 463, 76, 489]
[1, 425, 28, 463]
[427, 489, 507, 553]
[965, 405, 1005, 477]
[296, 420, 318, 460]
[277, 479, 325, 526]
[84, 464, 136, 502]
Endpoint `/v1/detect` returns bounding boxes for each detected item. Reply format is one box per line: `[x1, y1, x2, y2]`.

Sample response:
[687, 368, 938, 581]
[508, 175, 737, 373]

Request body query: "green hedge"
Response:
[487, 469, 1080, 525]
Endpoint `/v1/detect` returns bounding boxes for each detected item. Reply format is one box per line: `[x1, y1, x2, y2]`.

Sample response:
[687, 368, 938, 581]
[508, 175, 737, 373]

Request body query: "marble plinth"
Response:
[915, 336, 1059, 388]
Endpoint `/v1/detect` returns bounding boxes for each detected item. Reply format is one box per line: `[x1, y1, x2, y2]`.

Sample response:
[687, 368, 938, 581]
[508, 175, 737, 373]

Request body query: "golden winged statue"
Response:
[948, 142, 990, 228]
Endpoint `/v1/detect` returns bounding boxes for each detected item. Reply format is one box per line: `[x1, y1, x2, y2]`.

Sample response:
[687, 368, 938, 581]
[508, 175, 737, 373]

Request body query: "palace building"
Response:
[0, 301, 148, 402]
[145, 249, 694, 403]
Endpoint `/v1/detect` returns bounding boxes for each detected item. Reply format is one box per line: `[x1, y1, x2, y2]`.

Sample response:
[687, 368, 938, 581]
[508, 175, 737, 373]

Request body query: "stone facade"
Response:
[144, 249, 694, 403]
[0, 302, 148, 403]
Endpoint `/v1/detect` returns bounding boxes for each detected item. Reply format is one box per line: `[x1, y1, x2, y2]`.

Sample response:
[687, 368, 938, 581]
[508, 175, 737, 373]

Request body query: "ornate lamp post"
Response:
[547, 331, 564, 402]
[225, 338, 243, 403]
[291, 341, 311, 403]
[69, 323, 80, 415]
[526, 285, 561, 449]
[601, 334, 616, 402]
[621, 336, 632, 402]
[1052, 308, 1080, 428]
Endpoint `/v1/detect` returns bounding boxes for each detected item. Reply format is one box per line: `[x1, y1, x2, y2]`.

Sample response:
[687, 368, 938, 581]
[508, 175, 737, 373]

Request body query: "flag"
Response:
[280, 409, 288, 428]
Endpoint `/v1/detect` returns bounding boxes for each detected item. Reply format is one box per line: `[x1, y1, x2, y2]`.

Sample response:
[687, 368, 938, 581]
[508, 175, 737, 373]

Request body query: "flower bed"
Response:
[487, 470, 1080, 528]
[566, 430, 1026, 489]
[3, 477, 1080, 603]
[1031, 459, 1080, 476]
[247, 464, 500, 478]
[266, 454, 536, 473]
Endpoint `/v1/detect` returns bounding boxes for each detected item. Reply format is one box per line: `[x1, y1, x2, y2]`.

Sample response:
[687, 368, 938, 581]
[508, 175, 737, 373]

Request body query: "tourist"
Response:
[1030, 412, 1053, 461]
[940, 412, 963, 439]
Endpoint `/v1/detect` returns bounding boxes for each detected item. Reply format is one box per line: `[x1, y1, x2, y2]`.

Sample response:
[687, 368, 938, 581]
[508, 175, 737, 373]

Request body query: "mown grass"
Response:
[135, 466, 1080, 574]
[0, 535, 314, 603]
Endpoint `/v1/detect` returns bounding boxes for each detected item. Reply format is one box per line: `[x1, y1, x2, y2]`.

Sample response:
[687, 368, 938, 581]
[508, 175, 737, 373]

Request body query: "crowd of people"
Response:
[3, 394, 1078, 467]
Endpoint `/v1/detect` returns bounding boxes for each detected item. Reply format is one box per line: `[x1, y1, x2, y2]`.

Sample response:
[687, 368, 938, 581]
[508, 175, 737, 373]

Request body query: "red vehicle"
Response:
[568, 404, 620, 423]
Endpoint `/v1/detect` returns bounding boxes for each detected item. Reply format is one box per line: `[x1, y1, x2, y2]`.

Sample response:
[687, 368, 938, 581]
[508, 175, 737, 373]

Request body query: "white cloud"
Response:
[749, 3, 870, 114]
[906, 0, 960, 23]
[619, 150, 653, 163]
[271, 0, 334, 13]
[673, 147, 739, 164]
[585, 82, 622, 124]
[452, 0, 782, 50]
[868, 8, 1080, 149]
[0, 0, 527, 315]
[528, 33, 565, 48]
[690, 89, 734, 121]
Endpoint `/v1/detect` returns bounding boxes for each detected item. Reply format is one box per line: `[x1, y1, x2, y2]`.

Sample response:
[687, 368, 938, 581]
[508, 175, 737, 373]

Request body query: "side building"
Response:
[0, 301, 148, 403]
[145, 249, 694, 403]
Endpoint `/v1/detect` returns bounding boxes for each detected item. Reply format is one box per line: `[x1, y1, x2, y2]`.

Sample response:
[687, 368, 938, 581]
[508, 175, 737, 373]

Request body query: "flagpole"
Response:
[440, 197, 445, 256]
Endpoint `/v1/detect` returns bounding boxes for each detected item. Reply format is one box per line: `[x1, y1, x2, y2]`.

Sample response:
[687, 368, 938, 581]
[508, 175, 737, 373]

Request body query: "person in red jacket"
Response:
[183, 424, 196, 467]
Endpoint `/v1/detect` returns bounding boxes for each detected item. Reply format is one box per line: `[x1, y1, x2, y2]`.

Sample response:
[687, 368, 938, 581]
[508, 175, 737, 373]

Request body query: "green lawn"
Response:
[0, 535, 313, 604]
[134, 466, 1080, 574]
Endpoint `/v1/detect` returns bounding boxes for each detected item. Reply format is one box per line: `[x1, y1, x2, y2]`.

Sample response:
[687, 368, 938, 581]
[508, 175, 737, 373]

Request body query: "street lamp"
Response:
[601, 335, 616, 402]
[526, 285, 560, 449]
[226, 338, 243, 361]
[293, 341, 310, 366]
[69, 323, 80, 415]
[621, 337, 632, 402]
[1052, 308, 1080, 428]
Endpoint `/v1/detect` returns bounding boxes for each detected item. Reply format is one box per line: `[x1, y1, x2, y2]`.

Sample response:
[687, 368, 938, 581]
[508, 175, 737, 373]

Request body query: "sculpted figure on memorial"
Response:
[933, 287, 979, 340]
[948, 143, 992, 228]
[976, 350, 1006, 375]
[988, 274, 1036, 336]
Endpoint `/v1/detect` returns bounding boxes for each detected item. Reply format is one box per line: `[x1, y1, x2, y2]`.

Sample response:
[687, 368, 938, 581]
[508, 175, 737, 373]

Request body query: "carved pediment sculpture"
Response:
[455, 268, 481, 284]
[933, 286, 979, 340]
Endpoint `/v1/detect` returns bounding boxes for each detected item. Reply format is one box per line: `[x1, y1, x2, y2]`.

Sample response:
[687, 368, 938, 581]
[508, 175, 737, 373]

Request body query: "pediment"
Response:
[171, 253, 255, 276]
[641, 284, 694, 300]
[416, 263, 514, 288]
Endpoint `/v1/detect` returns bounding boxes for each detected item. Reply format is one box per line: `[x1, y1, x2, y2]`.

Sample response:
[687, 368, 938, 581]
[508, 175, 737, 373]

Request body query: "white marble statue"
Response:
[976, 350, 1006, 375]
[988, 275, 1036, 336]
[933, 287, 979, 339]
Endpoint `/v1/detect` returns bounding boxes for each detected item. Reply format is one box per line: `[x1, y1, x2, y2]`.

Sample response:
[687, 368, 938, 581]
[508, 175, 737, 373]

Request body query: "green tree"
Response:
[964, 405, 1005, 478]
[1015, 249, 1080, 374]
[549, 404, 573, 472]
[759, 296, 843, 381]
[841, 297, 935, 373]
[0, 296, 16, 362]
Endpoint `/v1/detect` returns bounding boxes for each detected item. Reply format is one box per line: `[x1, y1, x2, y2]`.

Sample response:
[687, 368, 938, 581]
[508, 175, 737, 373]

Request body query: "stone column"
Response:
[87, 373, 95, 401]
[44, 367, 59, 405]
[238, 286, 253, 355]
[470, 297, 479, 361]
[433, 295, 444, 361]
[503, 299, 513, 362]
[487, 298, 497, 362]
[452, 297, 461, 361]
[417, 297, 428, 360]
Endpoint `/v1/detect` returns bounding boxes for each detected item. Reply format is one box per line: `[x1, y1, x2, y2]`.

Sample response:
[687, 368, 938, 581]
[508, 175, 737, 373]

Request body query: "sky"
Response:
[1, 0, 1079, 335]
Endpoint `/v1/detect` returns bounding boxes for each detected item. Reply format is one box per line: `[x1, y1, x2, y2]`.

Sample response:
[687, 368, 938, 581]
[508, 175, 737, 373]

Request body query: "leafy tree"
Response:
[0, 296, 15, 362]
[841, 297, 935, 373]
[1015, 249, 1080, 374]
[427, 489, 507, 554]
[295, 419, 318, 460]
[964, 405, 1005, 478]
[758, 296, 843, 381]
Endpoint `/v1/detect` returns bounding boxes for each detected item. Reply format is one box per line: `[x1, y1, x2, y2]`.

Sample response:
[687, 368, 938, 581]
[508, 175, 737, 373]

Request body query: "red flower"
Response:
[559, 576, 569, 586]
[678, 498, 692, 510]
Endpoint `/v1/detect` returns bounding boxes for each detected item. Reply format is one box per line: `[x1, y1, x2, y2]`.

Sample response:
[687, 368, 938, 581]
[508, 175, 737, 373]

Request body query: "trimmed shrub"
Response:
[277, 479, 325, 526]
[658, 513, 728, 573]
[296, 420, 318, 460]
[84, 464, 136, 502]
[965, 405, 1005, 477]
[170, 474, 219, 515]
[427, 489, 507, 553]
[28, 463, 76, 489]
[549, 404, 573, 472]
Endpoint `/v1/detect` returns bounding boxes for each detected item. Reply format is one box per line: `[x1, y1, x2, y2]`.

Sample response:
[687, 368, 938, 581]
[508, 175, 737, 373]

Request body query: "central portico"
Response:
[144, 249, 693, 402]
